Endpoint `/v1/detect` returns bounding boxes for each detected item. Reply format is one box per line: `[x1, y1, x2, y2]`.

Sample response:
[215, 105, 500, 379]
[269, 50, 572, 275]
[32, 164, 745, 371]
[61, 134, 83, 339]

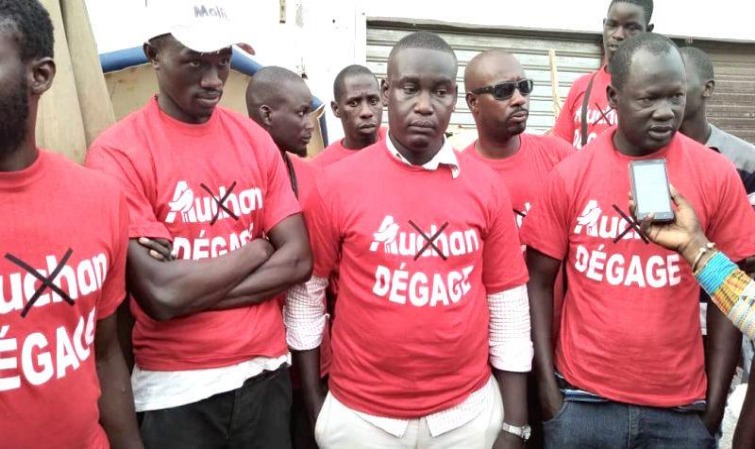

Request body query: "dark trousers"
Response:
[140, 367, 293, 449]
[543, 400, 715, 449]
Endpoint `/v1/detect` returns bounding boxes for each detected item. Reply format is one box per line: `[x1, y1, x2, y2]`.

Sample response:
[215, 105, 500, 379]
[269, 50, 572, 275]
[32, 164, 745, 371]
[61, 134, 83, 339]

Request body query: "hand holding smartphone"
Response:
[629, 159, 675, 222]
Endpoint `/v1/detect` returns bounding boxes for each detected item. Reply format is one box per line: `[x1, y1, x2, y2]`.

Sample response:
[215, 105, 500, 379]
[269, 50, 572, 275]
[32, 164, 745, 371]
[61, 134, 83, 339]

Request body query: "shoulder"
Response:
[45, 151, 123, 203]
[525, 134, 575, 159]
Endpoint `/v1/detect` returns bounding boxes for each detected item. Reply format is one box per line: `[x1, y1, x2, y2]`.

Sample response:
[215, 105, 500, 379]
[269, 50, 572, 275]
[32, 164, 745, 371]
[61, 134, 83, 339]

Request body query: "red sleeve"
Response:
[520, 170, 571, 261]
[554, 137, 577, 162]
[483, 180, 529, 292]
[85, 145, 171, 241]
[261, 138, 302, 232]
[98, 192, 129, 319]
[303, 178, 340, 278]
[551, 82, 580, 143]
[705, 166, 755, 262]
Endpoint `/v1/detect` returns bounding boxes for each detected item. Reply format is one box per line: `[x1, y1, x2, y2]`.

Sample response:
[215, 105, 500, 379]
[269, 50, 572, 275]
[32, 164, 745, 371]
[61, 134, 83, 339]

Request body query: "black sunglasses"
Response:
[471, 79, 534, 100]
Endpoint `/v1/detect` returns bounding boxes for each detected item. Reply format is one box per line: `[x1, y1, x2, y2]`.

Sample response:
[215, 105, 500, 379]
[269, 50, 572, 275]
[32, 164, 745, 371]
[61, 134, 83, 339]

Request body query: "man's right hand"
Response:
[539, 381, 564, 421]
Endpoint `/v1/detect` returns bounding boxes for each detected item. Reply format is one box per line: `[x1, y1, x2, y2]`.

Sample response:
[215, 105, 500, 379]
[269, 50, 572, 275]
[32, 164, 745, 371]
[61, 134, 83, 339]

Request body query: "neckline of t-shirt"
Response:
[470, 135, 528, 168]
[150, 95, 220, 136]
[0, 149, 48, 191]
[605, 129, 675, 162]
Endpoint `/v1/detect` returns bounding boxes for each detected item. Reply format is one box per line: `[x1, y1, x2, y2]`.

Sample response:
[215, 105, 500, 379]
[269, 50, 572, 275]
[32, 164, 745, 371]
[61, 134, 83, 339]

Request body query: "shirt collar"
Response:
[385, 131, 460, 179]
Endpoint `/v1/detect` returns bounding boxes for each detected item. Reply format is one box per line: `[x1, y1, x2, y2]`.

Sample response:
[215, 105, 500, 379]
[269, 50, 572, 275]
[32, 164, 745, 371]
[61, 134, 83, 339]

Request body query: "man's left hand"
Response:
[700, 409, 721, 437]
[493, 430, 525, 449]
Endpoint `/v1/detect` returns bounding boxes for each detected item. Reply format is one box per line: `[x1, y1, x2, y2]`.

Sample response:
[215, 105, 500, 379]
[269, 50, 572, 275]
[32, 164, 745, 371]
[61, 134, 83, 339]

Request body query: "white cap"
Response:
[143, 0, 253, 54]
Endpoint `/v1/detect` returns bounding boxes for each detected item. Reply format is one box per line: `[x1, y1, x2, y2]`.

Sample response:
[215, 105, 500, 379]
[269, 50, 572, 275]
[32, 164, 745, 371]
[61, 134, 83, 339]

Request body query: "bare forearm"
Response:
[293, 349, 325, 425]
[127, 239, 271, 320]
[494, 369, 528, 425]
[705, 302, 742, 427]
[733, 356, 755, 449]
[212, 244, 312, 309]
[96, 318, 143, 449]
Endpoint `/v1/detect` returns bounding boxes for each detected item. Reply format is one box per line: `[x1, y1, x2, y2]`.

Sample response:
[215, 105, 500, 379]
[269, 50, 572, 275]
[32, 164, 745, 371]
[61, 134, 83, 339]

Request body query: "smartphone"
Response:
[629, 159, 675, 222]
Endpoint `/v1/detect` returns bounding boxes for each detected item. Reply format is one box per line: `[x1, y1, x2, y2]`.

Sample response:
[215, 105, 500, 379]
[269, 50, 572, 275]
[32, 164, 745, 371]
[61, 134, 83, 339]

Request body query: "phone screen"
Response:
[632, 161, 673, 218]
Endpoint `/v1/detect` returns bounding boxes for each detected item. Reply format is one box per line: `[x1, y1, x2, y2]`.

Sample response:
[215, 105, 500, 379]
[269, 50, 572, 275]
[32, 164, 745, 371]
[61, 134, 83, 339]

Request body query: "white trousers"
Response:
[314, 381, 504, 449]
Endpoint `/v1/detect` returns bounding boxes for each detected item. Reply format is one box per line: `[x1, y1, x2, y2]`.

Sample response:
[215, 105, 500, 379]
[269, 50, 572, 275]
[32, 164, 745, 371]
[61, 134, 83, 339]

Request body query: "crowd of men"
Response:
[2, 0, 755, 448]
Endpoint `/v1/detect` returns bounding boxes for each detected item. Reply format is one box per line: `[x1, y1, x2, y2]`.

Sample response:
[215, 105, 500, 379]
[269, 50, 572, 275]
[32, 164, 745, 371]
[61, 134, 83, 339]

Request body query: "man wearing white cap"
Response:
[86, 1, 313, 447]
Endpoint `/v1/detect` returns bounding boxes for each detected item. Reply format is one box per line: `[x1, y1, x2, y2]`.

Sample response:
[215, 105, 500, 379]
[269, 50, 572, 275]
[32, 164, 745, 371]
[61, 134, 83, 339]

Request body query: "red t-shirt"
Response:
[284, 154, 332, 379]
[312, 127, 387, 169]
[521, 130, 755, 407]
[86, 97, 300, 371]
[304, 140, 528, 418]
[552, 67, 616, 149]
[464, 134, 574, 338]
[0, 151, 128, 449]
[464, 134, 575, 229]
[311, 127, 387, 320]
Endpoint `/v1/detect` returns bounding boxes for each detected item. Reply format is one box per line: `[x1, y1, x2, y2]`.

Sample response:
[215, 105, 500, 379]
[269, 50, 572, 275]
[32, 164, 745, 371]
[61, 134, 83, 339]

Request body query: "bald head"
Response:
[464, 50, 523, 93]
[246, 66, 314, 156]
[246, 66, 310, 123]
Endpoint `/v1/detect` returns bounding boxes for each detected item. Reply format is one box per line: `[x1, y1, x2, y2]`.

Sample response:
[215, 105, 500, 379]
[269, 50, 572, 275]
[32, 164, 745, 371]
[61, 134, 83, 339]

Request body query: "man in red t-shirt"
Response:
[85, 2, 312, 448]
[522, 33, 755, 448]
[313, 64, 384, 169]
[287, 31, 533, 449]
[246, 66, 329, 449]
[552, 0, 654, 149]
[0, 1, 142, 448]
[464, 49, 575, 448]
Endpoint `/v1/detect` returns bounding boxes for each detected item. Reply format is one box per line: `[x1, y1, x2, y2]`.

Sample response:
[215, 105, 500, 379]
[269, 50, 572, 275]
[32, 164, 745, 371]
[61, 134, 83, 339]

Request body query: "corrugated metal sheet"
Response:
[690, 41, 755, 144]
[367, 21, 755, 144]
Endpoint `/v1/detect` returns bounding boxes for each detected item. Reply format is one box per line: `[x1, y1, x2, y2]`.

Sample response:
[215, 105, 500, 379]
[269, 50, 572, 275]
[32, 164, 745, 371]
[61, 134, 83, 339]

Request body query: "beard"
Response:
[0, 74, 29, 156]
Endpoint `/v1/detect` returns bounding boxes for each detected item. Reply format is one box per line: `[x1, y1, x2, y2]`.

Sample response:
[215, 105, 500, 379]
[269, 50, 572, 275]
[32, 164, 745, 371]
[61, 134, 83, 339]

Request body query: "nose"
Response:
[510, 88, 527, 107]
[304, 114, 315, 132]
[415, 91, 432, 115]
[612, 26, 627, 41]
[652, 100, 675, 122]
[200, 67, 223, 90]
[359, 101, 374, 118]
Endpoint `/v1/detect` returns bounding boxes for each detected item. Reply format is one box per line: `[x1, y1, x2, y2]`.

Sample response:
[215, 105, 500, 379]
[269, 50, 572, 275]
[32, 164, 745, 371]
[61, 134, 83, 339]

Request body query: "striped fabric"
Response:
[697, 251, 755, 339]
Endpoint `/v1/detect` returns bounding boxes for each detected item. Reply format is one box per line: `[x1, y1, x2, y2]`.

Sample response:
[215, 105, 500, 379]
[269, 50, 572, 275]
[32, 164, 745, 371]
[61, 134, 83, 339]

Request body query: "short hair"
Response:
[609, 0, 654, 25]
[246, 66, 307, 122]
[388, 31, 458, 68]
[0, 0, 54, 61]
[333, 64, 378, 102]
[609, 33, 680, 91]
[680, 46, 715, 81]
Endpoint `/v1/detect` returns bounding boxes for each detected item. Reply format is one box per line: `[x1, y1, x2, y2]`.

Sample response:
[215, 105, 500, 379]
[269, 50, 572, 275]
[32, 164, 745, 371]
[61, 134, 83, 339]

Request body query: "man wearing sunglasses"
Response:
[552, 0, 654, 149]
[463, 50, 575, 448]
[464, 50, 575, 232]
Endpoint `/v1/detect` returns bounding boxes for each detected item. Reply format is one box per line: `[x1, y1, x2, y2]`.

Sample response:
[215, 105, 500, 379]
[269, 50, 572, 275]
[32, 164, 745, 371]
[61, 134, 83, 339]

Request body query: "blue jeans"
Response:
[543, 400, 715, 449]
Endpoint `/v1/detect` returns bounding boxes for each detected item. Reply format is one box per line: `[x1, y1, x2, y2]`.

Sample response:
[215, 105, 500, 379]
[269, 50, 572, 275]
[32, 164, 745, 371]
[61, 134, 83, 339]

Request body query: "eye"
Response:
[435, 88, 448, 97]
[347, 100, 359, 108]
[402, 84, 418, 94]
[369, 97, 381, 105]
[637, 97, 654, 107]
[188, 60, 201, 68]
[670, 93, 685, 103]
[219, 57, 230, 66]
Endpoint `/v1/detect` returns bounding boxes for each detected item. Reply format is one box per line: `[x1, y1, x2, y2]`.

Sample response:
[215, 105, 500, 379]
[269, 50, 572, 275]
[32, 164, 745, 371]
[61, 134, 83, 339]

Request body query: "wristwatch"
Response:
[502, 422, 532, 442]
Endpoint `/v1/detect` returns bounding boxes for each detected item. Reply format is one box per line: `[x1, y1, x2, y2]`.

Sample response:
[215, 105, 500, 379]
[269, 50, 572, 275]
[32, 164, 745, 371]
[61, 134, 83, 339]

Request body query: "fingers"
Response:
[638, 214, 654, 238]
[138, 237, 175, 261]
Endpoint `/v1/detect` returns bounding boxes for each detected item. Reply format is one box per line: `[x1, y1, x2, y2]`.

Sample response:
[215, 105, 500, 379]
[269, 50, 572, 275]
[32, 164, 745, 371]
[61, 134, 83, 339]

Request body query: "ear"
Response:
[646, 23, 655, 33]
[607, 84, 619, 110]
[702, 79, 715, 98]
[465, 92, 477, 112]
[144, 42, 159, 68]
[28, 57, 56, 97]
[259, 105, 273, 127]
[381, 78, 389, 106]
[330, 100, 340, 118]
